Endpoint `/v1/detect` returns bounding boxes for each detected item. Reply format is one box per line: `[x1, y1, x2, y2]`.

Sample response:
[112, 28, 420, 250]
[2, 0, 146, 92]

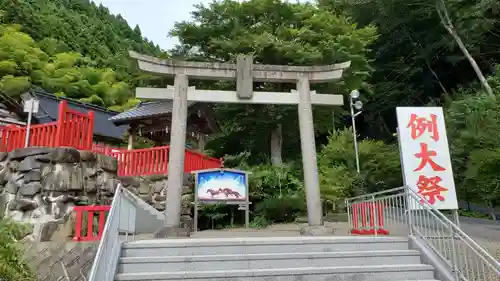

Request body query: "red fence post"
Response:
[350, 203, 361, 235]
[73, 206, 83, 240]
[349, 201, 390, 236]
[55, 101, 67, 147]
[164, 146, 169, 174]
[376, 202, 390, 235]
[0, 126, 8, 152]
[73, 205, 111, 241]
[86, 111, 95, 150]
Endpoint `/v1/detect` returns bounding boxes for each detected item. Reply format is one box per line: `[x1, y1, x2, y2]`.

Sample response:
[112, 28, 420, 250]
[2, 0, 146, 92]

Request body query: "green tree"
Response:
[445, 69, 500, 217]
[464, 149, 500, 220]
[171, 0, 377, 164]
[318, 128, 402, 203]
[326, 0, 500, 139]
[0, 21, 137, 108]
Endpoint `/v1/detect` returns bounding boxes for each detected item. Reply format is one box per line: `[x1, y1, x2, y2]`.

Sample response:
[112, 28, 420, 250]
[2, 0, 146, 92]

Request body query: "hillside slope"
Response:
[0, 0, 169, 110]
[0, 0, 164, 66]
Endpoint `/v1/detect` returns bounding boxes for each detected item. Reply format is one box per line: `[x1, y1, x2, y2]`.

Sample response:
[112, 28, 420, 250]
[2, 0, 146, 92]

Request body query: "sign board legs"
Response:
[297, 76, 323, 226]
[245, 173, 250, 227]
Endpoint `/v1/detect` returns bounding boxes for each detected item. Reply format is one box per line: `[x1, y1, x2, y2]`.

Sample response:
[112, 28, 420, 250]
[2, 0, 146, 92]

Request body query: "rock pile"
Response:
[0, 147, 118, 240]
[118, 173, 194, 233]
[0, 147, 195, 240]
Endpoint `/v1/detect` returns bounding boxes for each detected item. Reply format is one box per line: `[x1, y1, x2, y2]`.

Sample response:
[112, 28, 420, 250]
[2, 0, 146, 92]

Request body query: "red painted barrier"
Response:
[92, 143, 123, 155]
[350, 202, 390, 235]
[73, 205, 111, 241]
[114, 146, 169, 176]
[0, 100, 94, 152]
[111, 146, 223, 177]
[55, 101, 94, 150]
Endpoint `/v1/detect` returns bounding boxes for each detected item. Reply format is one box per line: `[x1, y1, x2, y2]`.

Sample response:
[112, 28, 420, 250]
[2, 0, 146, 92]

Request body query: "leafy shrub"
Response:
[318, 129, 402, 203]
[254, 194, 306, 224]
[0, 218, 35, 281]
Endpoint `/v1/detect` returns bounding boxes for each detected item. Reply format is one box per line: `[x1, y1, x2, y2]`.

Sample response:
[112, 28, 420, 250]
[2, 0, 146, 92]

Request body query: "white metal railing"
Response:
[345, 186, 500, 281]
[87, 184, 165, 281]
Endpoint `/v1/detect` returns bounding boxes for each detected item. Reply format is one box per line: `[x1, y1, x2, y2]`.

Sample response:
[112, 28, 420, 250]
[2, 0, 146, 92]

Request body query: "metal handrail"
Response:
[405, 188, 500, 268]
[345, 186, 500, 281]
[87, 184, 165, 281]
[86, 186, 126, 281]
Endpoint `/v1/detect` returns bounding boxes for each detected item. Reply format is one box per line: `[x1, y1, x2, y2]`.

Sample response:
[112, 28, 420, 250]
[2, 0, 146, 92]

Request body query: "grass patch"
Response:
[0, 218, 36, 281]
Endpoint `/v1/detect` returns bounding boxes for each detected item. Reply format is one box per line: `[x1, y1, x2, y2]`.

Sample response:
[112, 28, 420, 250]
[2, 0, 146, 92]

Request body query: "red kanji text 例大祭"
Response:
[407, 113, 448, 205]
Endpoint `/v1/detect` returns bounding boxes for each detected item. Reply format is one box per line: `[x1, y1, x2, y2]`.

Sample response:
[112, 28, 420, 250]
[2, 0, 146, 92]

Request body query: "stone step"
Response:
[121, 236, 410, 257]
[114, 264, 435, 281]
[118, 250, 422, 273]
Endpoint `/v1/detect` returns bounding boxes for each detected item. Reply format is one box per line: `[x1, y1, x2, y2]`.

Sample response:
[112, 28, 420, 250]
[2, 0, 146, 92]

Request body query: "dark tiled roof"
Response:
[109, 100, 197, 124]
[21, 89, 128, 140]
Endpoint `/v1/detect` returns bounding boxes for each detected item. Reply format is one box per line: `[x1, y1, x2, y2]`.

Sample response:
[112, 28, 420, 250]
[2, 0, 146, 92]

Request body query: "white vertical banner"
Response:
[396, 107, 458, 210]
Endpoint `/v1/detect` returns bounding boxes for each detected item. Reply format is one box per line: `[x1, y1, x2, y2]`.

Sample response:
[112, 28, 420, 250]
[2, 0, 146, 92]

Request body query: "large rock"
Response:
[24, 169, 41, 182]
[49, 147, 81, 163]
[153, 181, 166, 193]
[9, 198, 38, 211]
[8, 160, 20, 171]
[119, 176, 140, 187]
[0, 151, 8, 162]
[9, 147, 54, 160]
[137, 182, 151, 195]
[0, 166, 11, 185]
[20, 182, 43, 196]
[79, 150, 97, 162]
[5, 179, 20, 194]
[19, 156, 43, 171]
[96, 154, 117, 172]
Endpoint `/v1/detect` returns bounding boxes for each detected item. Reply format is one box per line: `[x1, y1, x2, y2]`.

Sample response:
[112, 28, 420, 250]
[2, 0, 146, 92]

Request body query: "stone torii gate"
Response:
[129, 51, 351, 236]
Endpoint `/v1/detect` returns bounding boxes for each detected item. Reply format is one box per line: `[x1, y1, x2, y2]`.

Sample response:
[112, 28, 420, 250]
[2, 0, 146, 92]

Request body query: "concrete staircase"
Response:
[114, 236, 440, 281]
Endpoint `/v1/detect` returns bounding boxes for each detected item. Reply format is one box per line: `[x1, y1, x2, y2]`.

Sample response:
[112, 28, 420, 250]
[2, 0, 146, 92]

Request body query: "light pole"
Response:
[349, 90, 363, 174]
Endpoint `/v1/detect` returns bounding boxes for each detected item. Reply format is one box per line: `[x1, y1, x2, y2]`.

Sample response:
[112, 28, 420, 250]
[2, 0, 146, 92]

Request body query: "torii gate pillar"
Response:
[130, 51, 350, 237]
[297, 76, 323, 227]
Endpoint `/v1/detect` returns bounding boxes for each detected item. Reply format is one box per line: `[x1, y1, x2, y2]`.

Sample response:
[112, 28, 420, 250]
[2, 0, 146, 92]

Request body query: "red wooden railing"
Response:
[114, 146, 169, 176]
[112, 146, 222, 177]
[72, 205, 111, 241]
[0, 100, 94, 152]
[92, 142, 123, 155]
[56, 101, 94, 150]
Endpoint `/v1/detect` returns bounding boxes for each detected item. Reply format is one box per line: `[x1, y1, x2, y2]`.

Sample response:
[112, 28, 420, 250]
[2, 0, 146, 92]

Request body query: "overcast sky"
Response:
[95, 0, 212, 50]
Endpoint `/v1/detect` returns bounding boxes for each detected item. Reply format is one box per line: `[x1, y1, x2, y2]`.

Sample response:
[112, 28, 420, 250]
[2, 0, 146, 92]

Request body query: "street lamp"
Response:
[350, 90, 363, 174]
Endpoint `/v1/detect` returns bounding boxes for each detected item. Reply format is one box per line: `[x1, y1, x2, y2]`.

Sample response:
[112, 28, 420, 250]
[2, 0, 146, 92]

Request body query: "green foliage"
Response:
[326, 0, 500, 139]
[318, 129, 402, 203]
[196, 153, 306, 229]
[0, 0, 164, 67]
[0, 20, 138, 108]
[0, 218, 35, 281]
[173, 0, 378, 162]
[0, 0, 170, 110]
[254, 195, 306, 224]
[246, 163, 304, 200]
[465, 149, 500, 204]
